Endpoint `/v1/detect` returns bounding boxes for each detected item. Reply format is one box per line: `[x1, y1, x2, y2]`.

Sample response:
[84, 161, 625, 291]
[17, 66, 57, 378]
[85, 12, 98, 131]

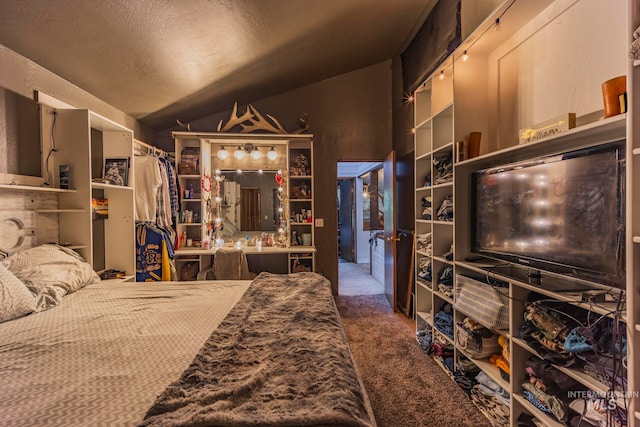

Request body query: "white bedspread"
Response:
[0, 279, 251, 427]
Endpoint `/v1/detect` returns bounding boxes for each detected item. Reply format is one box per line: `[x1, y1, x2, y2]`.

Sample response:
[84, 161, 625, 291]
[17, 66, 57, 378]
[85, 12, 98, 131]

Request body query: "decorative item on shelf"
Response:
[58, 165, 70, 189]
[519, 114, 576, 144]
[103, 157, 129, 186]
[467, 132, 482, 159]
[601, 75, 626, 118]
[91, 198, 108, 220]
[274, 170, 288, 246]
[217, 102, 309, 134]
[178, 147, 200, 174]
[290, 152, 310, 176]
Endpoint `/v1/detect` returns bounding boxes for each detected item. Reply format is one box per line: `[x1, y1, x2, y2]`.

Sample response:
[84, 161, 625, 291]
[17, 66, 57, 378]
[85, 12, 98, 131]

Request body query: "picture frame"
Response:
[103, 157, 129, 186]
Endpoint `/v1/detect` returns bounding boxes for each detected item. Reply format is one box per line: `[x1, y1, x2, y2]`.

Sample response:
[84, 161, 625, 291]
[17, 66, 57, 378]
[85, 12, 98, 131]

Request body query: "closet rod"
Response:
[134, 139, 167, 157]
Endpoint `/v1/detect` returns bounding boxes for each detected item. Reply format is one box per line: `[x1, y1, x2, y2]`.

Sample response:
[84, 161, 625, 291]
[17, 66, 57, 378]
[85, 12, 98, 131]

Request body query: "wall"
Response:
[158, 61, 393, 293]
[0, 44, 155, 144]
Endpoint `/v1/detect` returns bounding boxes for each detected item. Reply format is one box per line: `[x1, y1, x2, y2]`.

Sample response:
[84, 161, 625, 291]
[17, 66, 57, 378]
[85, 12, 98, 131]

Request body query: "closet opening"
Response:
[337, 161, 384, 296]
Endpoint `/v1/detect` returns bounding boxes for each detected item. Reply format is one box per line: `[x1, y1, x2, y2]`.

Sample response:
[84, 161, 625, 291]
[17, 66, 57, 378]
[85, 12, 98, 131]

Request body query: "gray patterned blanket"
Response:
[140, 272, 377, 427]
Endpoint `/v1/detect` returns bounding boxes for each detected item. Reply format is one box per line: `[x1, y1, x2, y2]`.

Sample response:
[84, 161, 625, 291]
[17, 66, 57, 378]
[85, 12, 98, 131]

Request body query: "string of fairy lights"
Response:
[406, 0, 517, 112]
[207, 166, 288, 248]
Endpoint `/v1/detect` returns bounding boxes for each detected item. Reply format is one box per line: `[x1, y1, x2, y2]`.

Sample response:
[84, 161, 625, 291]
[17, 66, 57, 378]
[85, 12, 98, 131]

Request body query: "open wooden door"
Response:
[240, 188, 261, 230]
[338, 179, 355, 262]
[383, 151, 397, 309]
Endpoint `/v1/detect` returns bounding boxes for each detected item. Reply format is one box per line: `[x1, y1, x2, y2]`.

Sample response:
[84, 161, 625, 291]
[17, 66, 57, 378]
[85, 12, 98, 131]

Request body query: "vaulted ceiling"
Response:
[0, 0, 435, 131]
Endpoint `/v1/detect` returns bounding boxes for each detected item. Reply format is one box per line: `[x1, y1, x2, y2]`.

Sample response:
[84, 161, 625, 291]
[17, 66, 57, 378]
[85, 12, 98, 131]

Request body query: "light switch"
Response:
[315, 218, 324, 227]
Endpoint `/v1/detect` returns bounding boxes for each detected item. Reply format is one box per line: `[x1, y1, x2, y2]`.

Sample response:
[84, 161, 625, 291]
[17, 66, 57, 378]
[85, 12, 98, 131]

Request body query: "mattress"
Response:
[0, 279, 252, 426]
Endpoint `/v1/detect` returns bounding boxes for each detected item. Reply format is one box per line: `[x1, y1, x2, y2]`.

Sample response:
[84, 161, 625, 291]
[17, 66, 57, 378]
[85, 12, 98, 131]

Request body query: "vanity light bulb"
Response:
[237, 168, 242, 174]
[278, 207, 283, 213]
[215, 196, 222, 203]
[267, 147, 278, 161]
[217, 147, 229, 160]
[234, 146, 245, 160]
[215, 169, 221, 175]
[278, 186, 283, 192]
[258, 169, 263, 174]
[251, 148, 261, 159]
[278, 227, 284, 233]
[215, 217, 222, 223]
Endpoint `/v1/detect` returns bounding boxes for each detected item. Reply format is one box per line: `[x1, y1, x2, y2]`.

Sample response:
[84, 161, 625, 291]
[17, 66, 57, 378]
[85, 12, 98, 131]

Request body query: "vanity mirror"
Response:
[209, 141, 289, 242]
[215, 171, 285, 236]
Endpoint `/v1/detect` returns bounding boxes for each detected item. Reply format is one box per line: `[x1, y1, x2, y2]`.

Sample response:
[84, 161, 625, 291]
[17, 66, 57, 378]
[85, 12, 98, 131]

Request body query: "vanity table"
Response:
[172, 131, 315, 279]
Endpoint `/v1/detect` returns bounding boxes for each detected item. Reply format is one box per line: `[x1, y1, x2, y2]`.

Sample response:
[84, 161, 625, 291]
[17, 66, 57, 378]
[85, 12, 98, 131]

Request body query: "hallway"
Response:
[338, 261, 384, 296]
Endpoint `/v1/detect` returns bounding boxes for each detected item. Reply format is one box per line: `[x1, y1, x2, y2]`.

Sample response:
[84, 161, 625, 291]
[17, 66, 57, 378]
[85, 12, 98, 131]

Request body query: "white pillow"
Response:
[5, 244, 100, 311]
[0, 262, 37, 323]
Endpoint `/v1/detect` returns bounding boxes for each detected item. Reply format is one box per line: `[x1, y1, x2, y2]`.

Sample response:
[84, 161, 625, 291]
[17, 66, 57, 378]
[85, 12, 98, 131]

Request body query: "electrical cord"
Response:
[43, 109, 57, 186]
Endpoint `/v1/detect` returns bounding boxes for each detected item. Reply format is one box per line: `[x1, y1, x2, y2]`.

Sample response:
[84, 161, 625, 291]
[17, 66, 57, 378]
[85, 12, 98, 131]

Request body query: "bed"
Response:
[0, 245, 376, 427]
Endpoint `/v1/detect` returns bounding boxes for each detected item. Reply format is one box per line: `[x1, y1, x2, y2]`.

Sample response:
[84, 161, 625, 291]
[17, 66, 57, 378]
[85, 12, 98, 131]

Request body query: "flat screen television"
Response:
[472, 140, 625, 288]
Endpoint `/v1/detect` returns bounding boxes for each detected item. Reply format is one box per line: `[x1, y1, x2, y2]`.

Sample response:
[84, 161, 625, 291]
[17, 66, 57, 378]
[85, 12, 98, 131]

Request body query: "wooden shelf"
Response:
[36, 209, 86, 213]
[91, 182, 133, 191]
[0, 184, 76, 193]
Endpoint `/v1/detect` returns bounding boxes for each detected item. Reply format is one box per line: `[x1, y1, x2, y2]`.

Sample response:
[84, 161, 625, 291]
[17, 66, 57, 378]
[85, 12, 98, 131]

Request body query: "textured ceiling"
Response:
[0, 0, 434, 130]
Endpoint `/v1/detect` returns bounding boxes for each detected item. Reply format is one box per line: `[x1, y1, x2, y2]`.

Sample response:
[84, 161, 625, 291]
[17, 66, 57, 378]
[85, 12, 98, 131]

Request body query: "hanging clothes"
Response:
[136, 222, 175, 282]
[133, 149, 179, 281]
[134, 155, 162, 222]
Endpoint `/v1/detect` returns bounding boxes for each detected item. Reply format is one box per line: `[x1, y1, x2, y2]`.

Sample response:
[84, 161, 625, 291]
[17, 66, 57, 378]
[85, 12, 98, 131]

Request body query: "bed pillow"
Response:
[5, 244, 100, 311]
[0, 261, 37, 323]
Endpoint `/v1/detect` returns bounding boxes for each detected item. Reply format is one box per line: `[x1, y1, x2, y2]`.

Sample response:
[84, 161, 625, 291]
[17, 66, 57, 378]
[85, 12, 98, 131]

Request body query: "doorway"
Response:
[337, 161, 384, 296]
[240, 188, 261, 230]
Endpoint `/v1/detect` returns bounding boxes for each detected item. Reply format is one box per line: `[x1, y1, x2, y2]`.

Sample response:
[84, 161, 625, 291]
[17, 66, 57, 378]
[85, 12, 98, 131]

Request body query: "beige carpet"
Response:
[339, 261, 384, 295]
[336, 294, 492, 427]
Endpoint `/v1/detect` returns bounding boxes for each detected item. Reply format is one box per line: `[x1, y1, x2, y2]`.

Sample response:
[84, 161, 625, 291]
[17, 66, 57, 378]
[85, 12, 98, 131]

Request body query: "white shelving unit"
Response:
[38, 107, 135, 275]
[413, 1, 635, 425]
[628, 0, 640, 423]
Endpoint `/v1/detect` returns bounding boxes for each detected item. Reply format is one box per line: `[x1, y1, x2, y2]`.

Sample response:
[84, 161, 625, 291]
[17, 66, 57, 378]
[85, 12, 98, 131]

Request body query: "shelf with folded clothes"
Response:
[513, 337, 627, 409]
[431, 328, 456, 378]
[513, 351, 628, 427]
[454, 354, 511, 426]
[513, 295, 628, 424]
[512, 393, 566, 427]
[456, 349, 510, 396]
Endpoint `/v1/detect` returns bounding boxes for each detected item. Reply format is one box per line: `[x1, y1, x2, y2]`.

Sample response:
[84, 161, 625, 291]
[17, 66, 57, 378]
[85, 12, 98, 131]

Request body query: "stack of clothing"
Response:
[521, 357, 584, 424]
[437, 265, 453, 299]
[470, 371, 510, 427]
[453, 357, 480, 396]
[417, 257, 431, 286]
[430, 339, 454, 372]
[416, 232, 432, 254]
[433, 153, 453, 185]
[416, 327, 432, 353]
[421, 195, 432, 219]
[434, 302, 454, 339]
[435, 196, 453, 221]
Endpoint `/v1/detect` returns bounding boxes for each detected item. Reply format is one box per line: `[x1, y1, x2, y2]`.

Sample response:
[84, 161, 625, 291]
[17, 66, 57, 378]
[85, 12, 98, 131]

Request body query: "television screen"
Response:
[472, 141, 625, 287]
